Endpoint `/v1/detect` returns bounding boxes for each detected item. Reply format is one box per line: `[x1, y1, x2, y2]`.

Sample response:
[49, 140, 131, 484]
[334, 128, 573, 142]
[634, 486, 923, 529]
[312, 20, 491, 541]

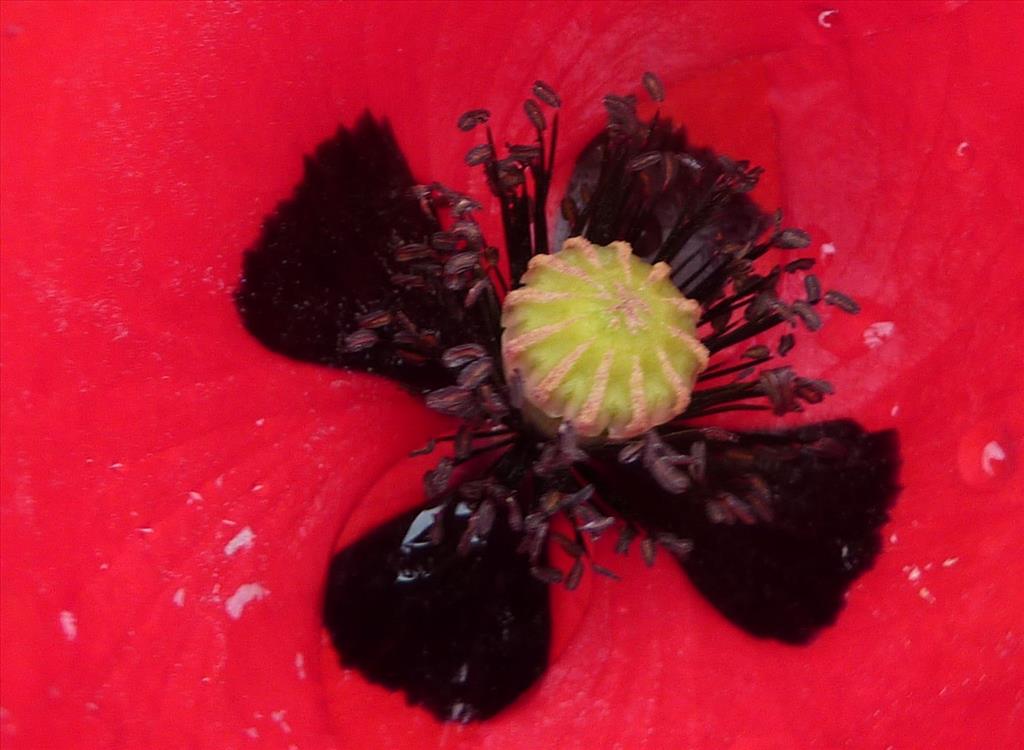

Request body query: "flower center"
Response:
[500, 237, 709, 441]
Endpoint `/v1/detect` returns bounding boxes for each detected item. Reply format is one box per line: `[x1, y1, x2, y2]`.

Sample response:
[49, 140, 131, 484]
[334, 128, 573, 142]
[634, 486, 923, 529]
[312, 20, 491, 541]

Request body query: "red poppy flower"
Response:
[2, 2, 1021, 749]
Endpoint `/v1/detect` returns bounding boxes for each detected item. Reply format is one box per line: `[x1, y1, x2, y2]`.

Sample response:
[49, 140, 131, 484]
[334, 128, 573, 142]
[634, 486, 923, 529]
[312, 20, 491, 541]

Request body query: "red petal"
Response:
[2, 1, 1021, 748]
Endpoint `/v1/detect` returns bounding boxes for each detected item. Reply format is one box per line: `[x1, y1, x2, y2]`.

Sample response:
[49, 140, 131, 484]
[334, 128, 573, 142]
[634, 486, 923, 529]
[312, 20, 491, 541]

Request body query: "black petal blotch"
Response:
[594, 420, 901, 644]
[682, 421, 900, 642]
[236, 113, 484, 392]
[323, 501, 551, 722]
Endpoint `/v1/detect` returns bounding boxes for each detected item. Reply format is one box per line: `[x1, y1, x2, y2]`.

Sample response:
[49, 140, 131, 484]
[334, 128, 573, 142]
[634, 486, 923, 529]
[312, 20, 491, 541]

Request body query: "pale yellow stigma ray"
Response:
[656, 346, 692, 413]
[535, 340, 591, 399]
[503, 318, 574, 355]
[577, 349, 614, 433]
[503, 288, 573, 305]
[670, 326, 711, 369]
[618, 355, 650, 438]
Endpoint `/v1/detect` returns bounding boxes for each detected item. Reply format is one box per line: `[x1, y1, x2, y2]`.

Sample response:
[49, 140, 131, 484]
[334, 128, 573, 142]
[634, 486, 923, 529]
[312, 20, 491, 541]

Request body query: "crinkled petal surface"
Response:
[1, 2, 1022, 749]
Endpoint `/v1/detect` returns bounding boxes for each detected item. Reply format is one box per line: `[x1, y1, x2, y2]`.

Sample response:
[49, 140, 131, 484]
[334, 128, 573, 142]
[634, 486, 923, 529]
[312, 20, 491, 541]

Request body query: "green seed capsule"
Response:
[500, 237, 708, 441]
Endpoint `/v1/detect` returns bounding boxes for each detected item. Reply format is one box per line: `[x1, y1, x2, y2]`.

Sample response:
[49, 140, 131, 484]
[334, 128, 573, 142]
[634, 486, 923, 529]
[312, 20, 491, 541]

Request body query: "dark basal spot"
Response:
[589, 420, 901, 643]
[323, 501, 551, 722]
[235, 113, 490, 392]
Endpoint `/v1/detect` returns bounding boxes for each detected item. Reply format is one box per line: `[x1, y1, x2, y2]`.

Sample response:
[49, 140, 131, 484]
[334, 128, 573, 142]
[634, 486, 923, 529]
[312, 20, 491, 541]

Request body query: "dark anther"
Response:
[615, 525, 637, 555]
[423, 457, 454, 498]
[532, 80, 562, 108]
[394, 242, 434, 262]
[507, 370, 525, 410]
[431, 231, 460, 251]
[688, 440, 707, 483]
[477, 384, 509, 418]
[804, 274, 822, 304]
[425, 386, 479, 418]
[745, 292, 777, 321]
[565, 558, 584, 591]
[791, 301, 822, 331]
[455, 426, 474, 461]
[824, 290, 861, 314]
[507, 144, 543, 162]
[464, 278, 491, 308]
[456, 357, 494, 389]
[626, 152, 663, 172]
[344, 329, 379, 353]
[444, 251, 481, 276]
[523, 99, 546, 131]
[656, 533, 693, 559]
[591, 563, 621, 581]
[784, 258, 815, 273]
[356, 309, 393, 329]
[465, 143, 495, 167]
[410, 438, 436, 457]
[641, 537, 657, 567]
[759, 368, 799, 415]
[773, 228, 812, 249]
[650, 456, 691, 494]
[441, 343, 487, 369]
[503, 494, 523, 532]
[557, 421, 588, 463]
[457, 108, 491, 131]
[642, 71, 665, 103]
[550, 532, 585, 558]
[530, 566, 563, 585]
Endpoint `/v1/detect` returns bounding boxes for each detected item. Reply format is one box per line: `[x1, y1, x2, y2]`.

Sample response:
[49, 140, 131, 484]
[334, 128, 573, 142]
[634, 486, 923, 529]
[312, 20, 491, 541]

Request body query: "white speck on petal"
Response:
[59, 611, 77, 641]
[295, 652, 307, 680]
[224, 526, 255, 556]
[187, 491, 204, 504]
[244, 727, 259, 739]
[173, 588, 186, 607]
[891, 404, 900, 417]
[981, 441, 1006, 476]
[863, 321, 896, 349]
[271, 710, 291, 734]
[943, 557, 960, 568]
[817, 9, 838, 28]
[250, 482, 264, 493]
[907, 565, 922, 582]
[255, 418, 266, 427]
[889, 533, 898, 544]
[919, 587, 935, 603]
[956, 141, 970, 157]
[225, 583, 269, 620]
[108, 462, 124, 471]
[821, 241, 837, 256]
